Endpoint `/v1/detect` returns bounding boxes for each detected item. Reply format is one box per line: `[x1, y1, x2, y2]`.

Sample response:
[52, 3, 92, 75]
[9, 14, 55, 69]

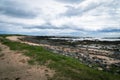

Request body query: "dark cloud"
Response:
[23, 24, 70, 30]
[56, 0, 84, 3]
[63, 3, 102, 17]
[23, 23, 83, 31]
[0, 21, 25, 27]
[0, 0, 37, 18]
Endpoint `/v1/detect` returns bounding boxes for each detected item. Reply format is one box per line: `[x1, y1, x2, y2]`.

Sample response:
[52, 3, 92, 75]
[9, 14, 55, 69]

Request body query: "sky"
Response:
[0, 0, 120, 37]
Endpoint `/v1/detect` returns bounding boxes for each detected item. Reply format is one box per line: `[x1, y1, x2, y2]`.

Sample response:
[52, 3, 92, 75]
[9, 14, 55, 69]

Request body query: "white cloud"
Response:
[0, 0, 120, 37]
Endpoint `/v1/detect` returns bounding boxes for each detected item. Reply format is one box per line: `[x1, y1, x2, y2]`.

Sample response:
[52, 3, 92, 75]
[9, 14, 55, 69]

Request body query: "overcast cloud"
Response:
[0, 0, 120, 37]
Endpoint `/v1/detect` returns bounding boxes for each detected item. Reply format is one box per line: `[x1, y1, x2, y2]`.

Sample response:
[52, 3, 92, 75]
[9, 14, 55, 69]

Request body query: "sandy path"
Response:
[6, 36, 21, 42]
[0, 42, 54, 80]
[6, 36, 41, 46]
[6, 36, 54, 48]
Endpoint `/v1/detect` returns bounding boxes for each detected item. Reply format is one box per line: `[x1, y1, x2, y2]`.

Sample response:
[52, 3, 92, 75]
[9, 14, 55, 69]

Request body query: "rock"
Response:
[88, 64, 92, 67]
[97, 67, 103, 71]
[0, 53, 4, 57]
[19, 59, 26, 63]
[15, 77, 20, 80]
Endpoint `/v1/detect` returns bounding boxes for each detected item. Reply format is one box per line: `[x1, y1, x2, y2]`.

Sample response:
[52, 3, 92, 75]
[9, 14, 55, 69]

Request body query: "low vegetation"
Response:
[0, 36, 120, 80]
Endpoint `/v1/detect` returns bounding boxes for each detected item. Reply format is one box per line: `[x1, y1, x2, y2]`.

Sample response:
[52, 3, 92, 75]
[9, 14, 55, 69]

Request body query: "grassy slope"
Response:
[0, 36, 120, 80]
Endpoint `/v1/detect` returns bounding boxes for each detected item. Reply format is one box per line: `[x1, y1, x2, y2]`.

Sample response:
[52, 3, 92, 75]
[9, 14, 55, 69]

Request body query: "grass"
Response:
[0, 36, 120, 80]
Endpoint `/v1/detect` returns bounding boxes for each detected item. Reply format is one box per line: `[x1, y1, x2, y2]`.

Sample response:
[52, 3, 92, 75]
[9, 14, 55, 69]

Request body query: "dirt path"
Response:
[6, 36, 41, 46]
[0, 42, 54, 80]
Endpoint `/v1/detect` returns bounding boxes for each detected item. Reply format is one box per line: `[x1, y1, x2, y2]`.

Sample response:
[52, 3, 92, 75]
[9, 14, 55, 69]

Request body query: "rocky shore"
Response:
[10, 36, 120, 74]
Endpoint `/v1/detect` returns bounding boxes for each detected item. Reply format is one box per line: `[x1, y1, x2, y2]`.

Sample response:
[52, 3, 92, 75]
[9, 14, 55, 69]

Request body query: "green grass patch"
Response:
[0, 37, 120, 80]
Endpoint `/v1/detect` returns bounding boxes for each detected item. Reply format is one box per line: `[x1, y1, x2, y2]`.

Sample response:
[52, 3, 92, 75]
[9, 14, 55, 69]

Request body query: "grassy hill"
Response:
[0, 35, 120, 80]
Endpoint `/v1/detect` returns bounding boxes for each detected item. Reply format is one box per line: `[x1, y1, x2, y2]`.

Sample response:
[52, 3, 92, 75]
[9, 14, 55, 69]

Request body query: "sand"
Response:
[0, 42, 54, 80]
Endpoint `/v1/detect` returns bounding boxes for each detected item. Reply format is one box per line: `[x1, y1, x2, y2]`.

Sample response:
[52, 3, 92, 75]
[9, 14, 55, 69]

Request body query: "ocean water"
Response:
[50, 37, 120, 41]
